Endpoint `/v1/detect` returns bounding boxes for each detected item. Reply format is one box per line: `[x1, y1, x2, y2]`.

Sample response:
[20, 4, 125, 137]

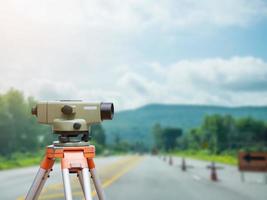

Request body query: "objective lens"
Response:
[100, 103, 114, 120]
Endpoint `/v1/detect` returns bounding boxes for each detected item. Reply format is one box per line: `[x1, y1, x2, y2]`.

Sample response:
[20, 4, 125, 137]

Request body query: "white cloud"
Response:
[1, 1, 267, 110]
[113, 57, 267, 109]
[1, 55, 267, 110]
[1, 0, 267, 34]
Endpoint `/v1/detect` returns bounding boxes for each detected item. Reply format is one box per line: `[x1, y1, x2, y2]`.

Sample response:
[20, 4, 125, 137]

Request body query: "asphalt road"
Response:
[106, 156, 267, 200]
[0, 155, 266, 200]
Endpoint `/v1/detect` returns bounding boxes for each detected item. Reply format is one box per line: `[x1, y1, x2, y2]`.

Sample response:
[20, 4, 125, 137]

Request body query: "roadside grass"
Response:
[169, 150, 237, 165]
[0, 149, 238, 170]
[0, 148, 129, 170]
[0, 152, 43, 170]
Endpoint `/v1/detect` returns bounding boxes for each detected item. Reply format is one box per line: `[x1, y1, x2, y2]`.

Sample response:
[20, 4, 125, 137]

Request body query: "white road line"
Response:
[192, 175, 201, 181]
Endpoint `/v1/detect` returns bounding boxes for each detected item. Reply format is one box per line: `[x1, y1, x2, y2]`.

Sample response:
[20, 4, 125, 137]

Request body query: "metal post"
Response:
[82, 168, 93, 200]
[62, 169, 73, 200]
[25, 168, 50, 200]
[90, 168, 106, 200]
[240, 172, 245, 182]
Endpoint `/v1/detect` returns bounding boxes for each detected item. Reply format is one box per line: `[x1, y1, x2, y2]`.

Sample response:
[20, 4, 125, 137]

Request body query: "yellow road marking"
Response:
[39, 156, 135, 192]
[39, 156, 143, 200]
[17, 156, 135, 199]
[17, 156, 144, 200]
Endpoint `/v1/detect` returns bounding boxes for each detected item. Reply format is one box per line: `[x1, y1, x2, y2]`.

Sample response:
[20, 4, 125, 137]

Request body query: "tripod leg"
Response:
[81, 168, 93, 200]
[25, 168, 51, 200]
[77, 170, 85, 196]
[90, 168, 106, 200]
[88, 159, 106, 200]
[62, 169, 73, 200]
[25, 156, 54, 200]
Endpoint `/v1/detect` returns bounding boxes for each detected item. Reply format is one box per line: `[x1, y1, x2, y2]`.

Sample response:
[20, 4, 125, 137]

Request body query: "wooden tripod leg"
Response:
[25, 155, 55, 200]
[88, 159, 106, 200]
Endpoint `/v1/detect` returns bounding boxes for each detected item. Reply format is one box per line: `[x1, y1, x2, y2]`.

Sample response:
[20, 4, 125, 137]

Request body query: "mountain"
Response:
[102, 104, 267, 146]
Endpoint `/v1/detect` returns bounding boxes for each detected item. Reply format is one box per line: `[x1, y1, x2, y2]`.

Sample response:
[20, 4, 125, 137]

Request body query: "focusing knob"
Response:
[73, 122, 81, 130]
[61, 105, 74, 115]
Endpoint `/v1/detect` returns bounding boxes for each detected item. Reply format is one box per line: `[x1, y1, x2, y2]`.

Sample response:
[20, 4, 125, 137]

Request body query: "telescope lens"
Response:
[100, 103, 114, 120]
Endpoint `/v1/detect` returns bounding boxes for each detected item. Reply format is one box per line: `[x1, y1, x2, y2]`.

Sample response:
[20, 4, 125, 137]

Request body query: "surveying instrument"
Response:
[25, 101, 114, 200]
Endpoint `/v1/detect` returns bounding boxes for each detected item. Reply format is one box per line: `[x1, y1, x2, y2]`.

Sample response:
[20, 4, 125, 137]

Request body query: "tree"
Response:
[186, 128, 203, 150]
[161, 128, 182, 151]
[152, 123, 162, 149]
[91, 124, 106, 146]
[114, 134, 121, 145]
[201, 115, 235, 153]
[180, 114, 267, 153]
[235, 117, 267, 149]
[0, 89, 49, 156]
[152, 123, 183, 151]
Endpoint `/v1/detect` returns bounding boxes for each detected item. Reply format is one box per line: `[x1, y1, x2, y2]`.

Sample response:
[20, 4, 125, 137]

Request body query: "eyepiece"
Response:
[100, 103, 114, 120]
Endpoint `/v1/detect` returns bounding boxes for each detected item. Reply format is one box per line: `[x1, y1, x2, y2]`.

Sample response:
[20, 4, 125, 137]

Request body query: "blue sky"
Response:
[0, 0, 267, 110]
[151, 25, 265, 61]
[123, 19, 267, 63]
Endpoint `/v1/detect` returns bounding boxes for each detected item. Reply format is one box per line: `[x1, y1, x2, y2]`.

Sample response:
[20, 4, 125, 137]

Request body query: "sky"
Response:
[0, 0, 267, 110]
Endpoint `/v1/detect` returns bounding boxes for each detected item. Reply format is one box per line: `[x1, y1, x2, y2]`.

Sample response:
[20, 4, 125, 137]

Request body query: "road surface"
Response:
[0, 155, 266, 200]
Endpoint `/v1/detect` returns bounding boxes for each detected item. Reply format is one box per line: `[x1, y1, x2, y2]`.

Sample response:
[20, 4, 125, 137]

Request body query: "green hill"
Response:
[102, 104, 267, 146]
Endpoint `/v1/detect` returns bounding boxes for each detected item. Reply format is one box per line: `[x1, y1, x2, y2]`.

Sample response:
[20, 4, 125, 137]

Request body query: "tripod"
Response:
[25, 143, 106, 200]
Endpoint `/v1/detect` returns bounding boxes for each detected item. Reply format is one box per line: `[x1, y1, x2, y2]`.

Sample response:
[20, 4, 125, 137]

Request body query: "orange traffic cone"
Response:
[210, 162, 218, 181]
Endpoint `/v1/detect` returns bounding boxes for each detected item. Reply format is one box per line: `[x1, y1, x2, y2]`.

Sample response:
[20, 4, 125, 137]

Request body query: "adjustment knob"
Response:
[73, 122, 81, 130]
[61, 105, 74, 115]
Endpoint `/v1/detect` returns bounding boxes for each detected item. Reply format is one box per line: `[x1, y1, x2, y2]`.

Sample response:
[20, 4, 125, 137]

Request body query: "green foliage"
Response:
[0, 151, 43, 170]
[1, 89, 266, 169]
[171, 150, 237, 165]
[162, 128, 182, 151]
[0, 89, 50, 156]
[110, 136, 148, 154]
[103, 104, 267, 147]
[114, 134, 121, 145]
[180, 114, 267, 154]
[152, 124, 183, 151]
[113, 140, 131, 152]
[152, 123, 162, 148]
[0, 89, 112, 169]
[91, 124, 106, 146]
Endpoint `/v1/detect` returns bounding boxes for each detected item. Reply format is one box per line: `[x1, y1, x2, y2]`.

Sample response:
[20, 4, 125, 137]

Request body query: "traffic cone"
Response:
[181, 157, 186, 171]
[169, 156, 173, 166]
[210, 162, 218, 181]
